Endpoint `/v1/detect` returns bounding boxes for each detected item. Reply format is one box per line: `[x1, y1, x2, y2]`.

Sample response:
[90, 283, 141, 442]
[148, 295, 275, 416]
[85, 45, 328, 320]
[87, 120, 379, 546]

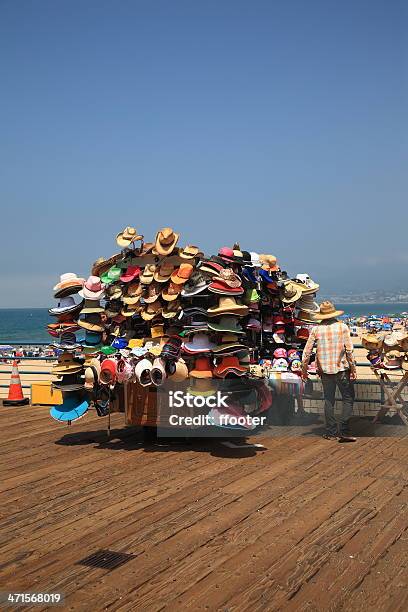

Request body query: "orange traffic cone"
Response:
[3, 360, 29, 406]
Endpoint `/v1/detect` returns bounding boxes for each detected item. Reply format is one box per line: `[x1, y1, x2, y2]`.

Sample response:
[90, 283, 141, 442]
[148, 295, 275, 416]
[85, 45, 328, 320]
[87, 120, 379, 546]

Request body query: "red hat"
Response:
[208, 280, 244, 295]
[120, 265, 141, 283]
[100, 358, 117, 384]
[189, 356, 214, 378]
[214, 356, 247, 378]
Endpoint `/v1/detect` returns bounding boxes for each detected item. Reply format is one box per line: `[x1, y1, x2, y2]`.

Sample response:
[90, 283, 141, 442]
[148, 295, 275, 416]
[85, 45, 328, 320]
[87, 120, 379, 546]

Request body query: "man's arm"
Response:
[343, 324, 357, 379]
[301, 327, 317, 379]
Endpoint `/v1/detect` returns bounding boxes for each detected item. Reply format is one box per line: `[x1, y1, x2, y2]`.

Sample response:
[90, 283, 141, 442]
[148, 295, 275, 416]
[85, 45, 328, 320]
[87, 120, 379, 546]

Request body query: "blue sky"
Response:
[1, 0, 407, 306]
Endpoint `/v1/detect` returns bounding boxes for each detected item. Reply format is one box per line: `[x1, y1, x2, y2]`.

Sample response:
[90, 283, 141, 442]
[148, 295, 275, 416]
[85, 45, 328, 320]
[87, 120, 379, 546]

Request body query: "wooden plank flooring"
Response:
[1, 404, 408, 611]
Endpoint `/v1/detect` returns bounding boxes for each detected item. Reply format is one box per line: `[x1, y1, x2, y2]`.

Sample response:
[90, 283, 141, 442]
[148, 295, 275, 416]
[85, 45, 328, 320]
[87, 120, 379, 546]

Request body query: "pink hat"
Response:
[218, 246, 235, 262]
[274, 348, 287, 359]
[79, 276, 105, 300]
[120, 265, 141, 283]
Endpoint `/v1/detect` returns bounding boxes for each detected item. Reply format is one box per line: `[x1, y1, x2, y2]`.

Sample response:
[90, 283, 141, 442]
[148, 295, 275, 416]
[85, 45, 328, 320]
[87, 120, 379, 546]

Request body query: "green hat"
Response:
[243, 288, 260, 304]
[100, 265, 122, 285]
[101, 345, 117, 356]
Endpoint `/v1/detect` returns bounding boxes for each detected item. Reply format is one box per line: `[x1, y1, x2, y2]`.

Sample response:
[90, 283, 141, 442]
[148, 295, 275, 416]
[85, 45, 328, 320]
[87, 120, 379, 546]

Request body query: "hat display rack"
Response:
[48, 226, 322, 429]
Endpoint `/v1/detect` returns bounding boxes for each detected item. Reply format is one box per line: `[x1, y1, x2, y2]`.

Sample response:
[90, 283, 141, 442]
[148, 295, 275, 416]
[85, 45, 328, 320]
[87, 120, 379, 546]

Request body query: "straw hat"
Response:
[280, 281, 303, 304]
[154, 227, 179, 256]
[116, 227, 143, 248]
[317, 301, 344, 321]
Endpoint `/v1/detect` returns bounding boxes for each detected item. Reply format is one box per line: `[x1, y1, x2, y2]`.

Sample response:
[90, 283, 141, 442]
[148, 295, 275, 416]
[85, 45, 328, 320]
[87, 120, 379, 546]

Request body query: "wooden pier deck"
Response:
[1, 404, 408, 611]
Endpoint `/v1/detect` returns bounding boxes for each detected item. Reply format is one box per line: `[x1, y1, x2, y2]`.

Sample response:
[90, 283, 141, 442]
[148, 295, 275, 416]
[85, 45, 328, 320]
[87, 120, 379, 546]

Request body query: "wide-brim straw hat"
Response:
[154, 227, 180, 256]
[116, 227, 143, 248]
[280, 281, 303, 304]
[207, 297, 249, 317]
[317, 301, 344, 320]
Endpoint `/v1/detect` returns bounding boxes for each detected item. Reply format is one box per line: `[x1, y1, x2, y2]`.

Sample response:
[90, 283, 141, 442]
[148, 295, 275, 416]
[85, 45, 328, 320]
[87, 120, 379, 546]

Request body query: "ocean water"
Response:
[336, 303, 408, 318]
[0, 309, 50, 344]
[0, 304, 407, 345]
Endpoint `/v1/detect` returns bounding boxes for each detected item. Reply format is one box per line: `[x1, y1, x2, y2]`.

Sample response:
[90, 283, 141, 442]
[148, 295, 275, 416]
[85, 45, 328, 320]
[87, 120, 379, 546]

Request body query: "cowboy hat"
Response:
[154, 227, 179, 256]
[116, 227, 143, 248]
[280, 281, 303, 304]
[179, 245, 202, 259]
[316, 301, 343, 321]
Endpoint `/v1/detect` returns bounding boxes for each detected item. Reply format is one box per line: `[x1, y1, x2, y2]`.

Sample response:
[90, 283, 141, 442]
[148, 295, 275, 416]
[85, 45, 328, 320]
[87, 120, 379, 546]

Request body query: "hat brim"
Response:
[78, 320, 104, 332]
[207, 323, 244, 334]
[318, 310, 344, 320]
[207, 306, 249, 317]
[116, 233, 143, 248]
[50, 398, 89, 422]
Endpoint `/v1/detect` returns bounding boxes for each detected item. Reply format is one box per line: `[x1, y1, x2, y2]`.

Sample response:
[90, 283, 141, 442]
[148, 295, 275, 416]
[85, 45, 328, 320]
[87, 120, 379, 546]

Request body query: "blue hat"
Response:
[111, 337, 128, 350]
[50, 395, 89, 422]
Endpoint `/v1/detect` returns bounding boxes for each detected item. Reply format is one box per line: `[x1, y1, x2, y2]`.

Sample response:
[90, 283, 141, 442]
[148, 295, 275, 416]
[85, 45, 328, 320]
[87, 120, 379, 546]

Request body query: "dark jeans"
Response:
[321, 370, 355, 436]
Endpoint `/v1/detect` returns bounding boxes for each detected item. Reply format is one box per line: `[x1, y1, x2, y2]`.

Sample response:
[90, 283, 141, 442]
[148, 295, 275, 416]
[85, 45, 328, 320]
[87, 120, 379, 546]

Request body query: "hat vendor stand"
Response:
[47, 227, 322, 438]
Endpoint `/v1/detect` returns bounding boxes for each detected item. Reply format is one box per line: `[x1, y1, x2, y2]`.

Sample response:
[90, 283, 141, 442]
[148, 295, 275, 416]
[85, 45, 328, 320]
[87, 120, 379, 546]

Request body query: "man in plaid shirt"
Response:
[301, 301, 357, 441]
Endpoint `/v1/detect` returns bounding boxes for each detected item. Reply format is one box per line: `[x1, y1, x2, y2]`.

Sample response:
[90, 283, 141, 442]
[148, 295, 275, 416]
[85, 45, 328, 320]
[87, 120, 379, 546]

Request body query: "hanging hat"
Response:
[272, 358, 289, 372]
[78, 276, 105, 300]
[213, 355, 247, 378]
[383, 332, 400, 350]
[189, 356, 214, 378]
[297, 310, 318, 323]
[52, 353, 83, 375]
[121, 303, 141, 318]
[161, 336, 183, 360]
[51, 332, 82, 351]
[53, 273, 85, 298]
[208, 280, 244, 295]
[99, 358, 117, 384]
[280, 281, 303, 304]
[296, 294, 320, 313]
[162, 281, 183, 301]
[162, 301, 182, 319]
[50, 395, 89, 422]
[179, 245, 202, 259]
[317, 301, 344, 321]
[197, 260, 224, 275]
[295, 274, 320, 294]
[181, 272, 210, 297]
[134, 358, 153, 386]
[100, 265, 122, 285]
[218, 247, 235, 263]
[80, 299, 104, 314]
[207, 297, 249, 317]
[140, 301, 162, 321]
[171, 263, 194, 285]
[78, 313, 104, 332]
[116, 227, 143, 248]
[120, 265, 141, 283]
[140, 264, 156, 285]
[154, 227, 180, 256]
[212, 334, 247, 354]
[168, 358, 189, 382]
[208, 315, 244, 335]
[143, 282, 162, 303]
[259, 254, 278, 272]
[154, 262, 176, 283]
[212, 268, 241, 288]
[48, 296, 83, 316]
[246, 317, 261, 332]
[105, 284, 123, 300]
[183, 333, 217, 354]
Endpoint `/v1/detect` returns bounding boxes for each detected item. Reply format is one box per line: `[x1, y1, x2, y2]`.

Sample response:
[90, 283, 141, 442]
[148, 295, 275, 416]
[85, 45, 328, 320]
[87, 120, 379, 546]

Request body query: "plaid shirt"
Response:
[302, 320, 355, 374]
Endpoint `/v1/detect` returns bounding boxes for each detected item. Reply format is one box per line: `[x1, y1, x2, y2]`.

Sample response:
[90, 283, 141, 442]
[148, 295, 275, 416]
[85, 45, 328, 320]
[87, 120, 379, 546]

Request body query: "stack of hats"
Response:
[49, 273, 90, 421]
[47, 224, 325, 429]
[362, 330, 408, 371]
